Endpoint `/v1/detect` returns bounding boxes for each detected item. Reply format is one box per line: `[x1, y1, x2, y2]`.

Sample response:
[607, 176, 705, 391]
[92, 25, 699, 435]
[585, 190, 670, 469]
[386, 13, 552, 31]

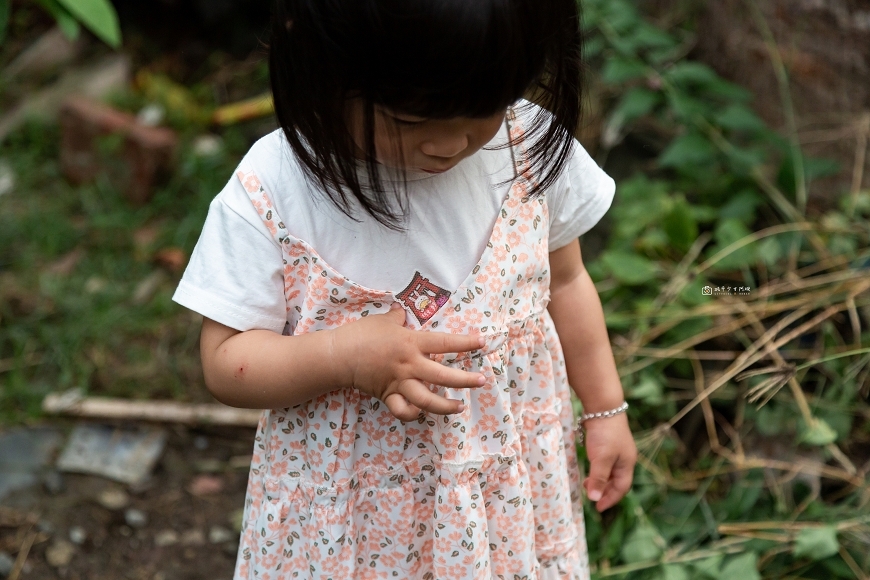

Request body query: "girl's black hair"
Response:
[269, 0, 583, 228]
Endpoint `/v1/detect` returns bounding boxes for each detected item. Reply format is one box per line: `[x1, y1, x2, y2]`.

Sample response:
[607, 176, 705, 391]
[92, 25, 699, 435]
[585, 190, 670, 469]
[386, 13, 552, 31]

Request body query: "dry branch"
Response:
[42, 391, 262, 427]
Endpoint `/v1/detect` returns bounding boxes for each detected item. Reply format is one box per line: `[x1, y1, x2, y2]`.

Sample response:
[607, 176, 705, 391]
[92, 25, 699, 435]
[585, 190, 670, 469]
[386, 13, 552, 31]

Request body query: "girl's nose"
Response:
[420, 133, 469, 158]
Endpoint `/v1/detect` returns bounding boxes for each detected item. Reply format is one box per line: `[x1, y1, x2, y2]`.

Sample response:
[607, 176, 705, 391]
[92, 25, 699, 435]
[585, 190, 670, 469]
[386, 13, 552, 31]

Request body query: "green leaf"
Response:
[601, 57, 648, 84]
[714, 104, 766, 132]
[611, 87, 661, 125]
[817, 409, 853, 442]
[725, 145, 767, 175]
[705, 78, 752, 102]
[800, 418, 838, 446]
[620, 521, 663, 564]
[661, 316, 713, 344]
[662, 197, 698, 252]
[629, 22, 675, 49]
[708, 218, 755, 270]
[678, 275, 712, 307]
[660, 564, 690, 580]
[0, 0, 9, 44]
[658, 132, 717, 170]
[667, 91, 709, 121]
[600, 250, 659, 285]
[793, 526, 839, 561]
[719, 190, 762, 224]
[628, 375, 664, 405]
[720, 552, 761, 580]
[56, 0, 121, 47]
[664, 62, 719, 86]
[756, 237, 782, 267]
[752, 403, 794, 437]
[601, 510, 628, 560]
[584, 36, 605, 58]
[35, 0, 81, 40]
[690, 554, 723, 578]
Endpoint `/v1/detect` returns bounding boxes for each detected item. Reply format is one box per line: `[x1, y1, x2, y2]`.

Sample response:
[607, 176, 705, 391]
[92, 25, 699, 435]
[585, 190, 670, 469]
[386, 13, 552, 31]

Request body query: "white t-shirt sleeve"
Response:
[172, 172, 288, 333]
[547, 140, 616, 250]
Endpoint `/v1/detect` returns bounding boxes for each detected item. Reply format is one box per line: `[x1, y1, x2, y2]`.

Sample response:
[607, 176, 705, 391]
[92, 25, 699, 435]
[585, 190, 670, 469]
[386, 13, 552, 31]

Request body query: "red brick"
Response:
[59, 97, 178, 205]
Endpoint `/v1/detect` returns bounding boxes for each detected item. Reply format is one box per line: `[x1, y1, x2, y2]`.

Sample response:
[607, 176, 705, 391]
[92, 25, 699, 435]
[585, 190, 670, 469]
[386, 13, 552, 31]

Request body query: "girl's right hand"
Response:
[330, 303, 486, 422]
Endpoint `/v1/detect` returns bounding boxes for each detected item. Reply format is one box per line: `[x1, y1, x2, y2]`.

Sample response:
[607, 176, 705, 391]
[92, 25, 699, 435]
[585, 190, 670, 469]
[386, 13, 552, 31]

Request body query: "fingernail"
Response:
[588, 489, 602, 502]
[456, 403, 465, 413]
[477, 337, 485, 347]
[477, 375, 486, 385]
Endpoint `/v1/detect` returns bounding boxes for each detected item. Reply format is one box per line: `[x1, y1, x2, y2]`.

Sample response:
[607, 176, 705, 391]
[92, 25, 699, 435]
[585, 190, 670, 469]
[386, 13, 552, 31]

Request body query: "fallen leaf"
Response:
[187, 474, 224, 496]
[154, 247, 186, 273]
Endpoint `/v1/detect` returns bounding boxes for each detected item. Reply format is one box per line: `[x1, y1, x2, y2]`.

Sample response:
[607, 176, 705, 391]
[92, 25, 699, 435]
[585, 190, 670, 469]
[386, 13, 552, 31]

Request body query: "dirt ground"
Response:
[1, 423, 256, 580]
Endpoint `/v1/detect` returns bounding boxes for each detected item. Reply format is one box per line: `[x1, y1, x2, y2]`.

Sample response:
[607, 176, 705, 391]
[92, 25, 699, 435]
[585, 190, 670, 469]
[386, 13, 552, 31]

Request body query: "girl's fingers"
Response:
[589, 454, 635, 512]
[584, 453, 617, 507]
[416, 331, 485, 355]
[417, 359, 485, 389]
[383, 392, 423, 422]
[398, 378, 465, 416]
[385, 303, 407, 322]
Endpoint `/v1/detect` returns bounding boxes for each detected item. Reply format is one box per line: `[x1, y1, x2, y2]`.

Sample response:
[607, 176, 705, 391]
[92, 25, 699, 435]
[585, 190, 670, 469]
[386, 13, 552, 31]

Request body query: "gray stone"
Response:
[180, 529, 205, 546]
[37, 519, 55, 535]
[0, 551, 14, 577]
[208, 526, 234, 544]
[68, 526, 87, 545]
[57, 423, 167, 486]
[0, 427, 63, 501]
[97, 488, 130, 510]
[154, 530, 178, 548]
[124, 508, 148, 528]
[43, 470, 65, 495]
[45, 540, 75, 568]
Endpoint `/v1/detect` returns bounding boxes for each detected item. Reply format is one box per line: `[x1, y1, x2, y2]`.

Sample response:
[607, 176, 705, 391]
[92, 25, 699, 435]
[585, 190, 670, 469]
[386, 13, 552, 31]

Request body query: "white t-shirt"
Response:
[173, 103, 615, 333]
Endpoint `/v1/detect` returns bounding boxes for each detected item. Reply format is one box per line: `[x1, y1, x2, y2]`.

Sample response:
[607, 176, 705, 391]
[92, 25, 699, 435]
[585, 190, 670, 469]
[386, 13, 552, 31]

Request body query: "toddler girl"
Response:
[174, 0, 637, 578]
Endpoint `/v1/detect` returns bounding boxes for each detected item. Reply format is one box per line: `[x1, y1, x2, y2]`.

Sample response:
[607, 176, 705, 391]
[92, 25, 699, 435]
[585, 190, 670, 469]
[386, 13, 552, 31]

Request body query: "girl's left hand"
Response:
[581, 414, 637, 512]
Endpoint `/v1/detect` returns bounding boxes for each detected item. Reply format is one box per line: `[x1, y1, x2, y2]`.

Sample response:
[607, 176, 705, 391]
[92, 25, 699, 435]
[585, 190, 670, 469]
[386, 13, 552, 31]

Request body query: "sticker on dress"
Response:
[397, 271, 451, 324]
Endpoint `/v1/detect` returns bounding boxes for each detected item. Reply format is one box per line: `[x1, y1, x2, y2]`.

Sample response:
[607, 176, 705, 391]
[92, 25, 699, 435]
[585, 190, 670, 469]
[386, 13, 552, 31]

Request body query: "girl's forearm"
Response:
[547, 269, 626, 413]
[200, 320, 349, 409]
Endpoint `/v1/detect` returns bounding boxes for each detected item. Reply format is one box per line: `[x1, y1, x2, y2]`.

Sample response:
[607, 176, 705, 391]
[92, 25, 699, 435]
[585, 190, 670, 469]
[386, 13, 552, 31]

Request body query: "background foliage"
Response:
[0, 0, 121, 47]
[577, 0, 870, 578]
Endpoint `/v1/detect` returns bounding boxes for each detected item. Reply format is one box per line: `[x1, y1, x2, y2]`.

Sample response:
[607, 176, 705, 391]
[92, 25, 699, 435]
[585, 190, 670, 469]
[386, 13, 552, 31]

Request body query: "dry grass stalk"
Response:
[849, 112, 870, 219]
[593, 536, 750, 577]
[718, 516, 870, 534]
[615, 271, 869, 377]
[7, 526, 37, 580]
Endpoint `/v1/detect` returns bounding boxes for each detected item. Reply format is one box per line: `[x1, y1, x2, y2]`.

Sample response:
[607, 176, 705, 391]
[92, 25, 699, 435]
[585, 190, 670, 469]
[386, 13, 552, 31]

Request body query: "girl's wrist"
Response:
[327, 325, 357, 388]
[572, 386, 627, 415]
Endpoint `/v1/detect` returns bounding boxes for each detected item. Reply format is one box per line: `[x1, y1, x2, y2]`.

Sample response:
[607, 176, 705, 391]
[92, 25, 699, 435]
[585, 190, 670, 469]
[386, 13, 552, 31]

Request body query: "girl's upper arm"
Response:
[549, 238, 585, 293]
[200, 317, 242, 364]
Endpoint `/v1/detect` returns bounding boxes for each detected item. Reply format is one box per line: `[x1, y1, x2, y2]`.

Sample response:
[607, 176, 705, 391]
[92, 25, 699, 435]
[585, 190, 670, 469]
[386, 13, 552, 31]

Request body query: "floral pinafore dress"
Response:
[233, 109, 589, 580]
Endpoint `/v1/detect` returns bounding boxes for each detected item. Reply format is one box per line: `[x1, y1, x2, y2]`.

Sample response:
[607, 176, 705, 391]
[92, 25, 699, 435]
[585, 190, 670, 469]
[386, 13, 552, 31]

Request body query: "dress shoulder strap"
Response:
[235, 162, 292, 247]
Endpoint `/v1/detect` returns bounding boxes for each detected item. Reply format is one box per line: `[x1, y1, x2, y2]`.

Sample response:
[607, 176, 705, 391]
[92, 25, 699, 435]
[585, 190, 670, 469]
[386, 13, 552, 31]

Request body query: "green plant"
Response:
[0, 0, 121, 47]
[576, 0, 870, 578]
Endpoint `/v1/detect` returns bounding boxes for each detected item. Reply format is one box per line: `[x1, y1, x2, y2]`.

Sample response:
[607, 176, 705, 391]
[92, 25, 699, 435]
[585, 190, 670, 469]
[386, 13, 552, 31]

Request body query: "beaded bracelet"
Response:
[574, 401, 629, 446]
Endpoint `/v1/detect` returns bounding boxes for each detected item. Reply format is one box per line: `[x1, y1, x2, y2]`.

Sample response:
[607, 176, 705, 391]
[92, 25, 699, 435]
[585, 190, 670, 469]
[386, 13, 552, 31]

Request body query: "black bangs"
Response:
[345, 1, 551, 119]
[270, 0, 584, 228]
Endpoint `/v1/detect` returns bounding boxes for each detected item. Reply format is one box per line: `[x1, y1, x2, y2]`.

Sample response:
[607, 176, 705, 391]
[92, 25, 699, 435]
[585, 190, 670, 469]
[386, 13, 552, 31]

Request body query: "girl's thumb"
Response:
[389, 302, 406, 320]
